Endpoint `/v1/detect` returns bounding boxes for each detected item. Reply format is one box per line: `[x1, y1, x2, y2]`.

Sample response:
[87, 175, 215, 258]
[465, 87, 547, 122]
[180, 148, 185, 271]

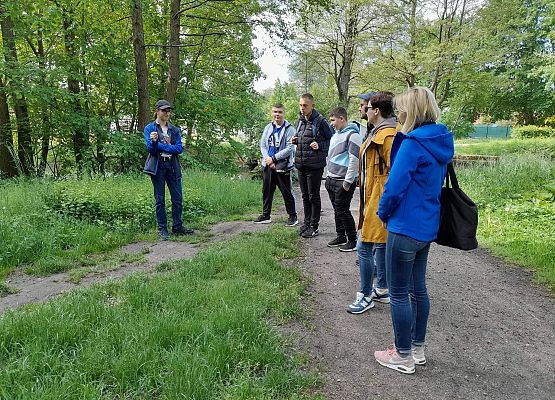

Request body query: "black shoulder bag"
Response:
[435, 163, 479, 250]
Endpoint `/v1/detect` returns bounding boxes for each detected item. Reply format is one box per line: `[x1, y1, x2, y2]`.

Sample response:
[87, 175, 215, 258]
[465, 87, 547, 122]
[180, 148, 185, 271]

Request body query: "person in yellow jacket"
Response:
[347, 92, 398, 314]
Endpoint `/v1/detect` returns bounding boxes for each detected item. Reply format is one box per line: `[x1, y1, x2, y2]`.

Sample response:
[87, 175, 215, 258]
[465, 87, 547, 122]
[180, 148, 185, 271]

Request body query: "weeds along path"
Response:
[288, 184, 555, 400]
[0, 221, 270, 314]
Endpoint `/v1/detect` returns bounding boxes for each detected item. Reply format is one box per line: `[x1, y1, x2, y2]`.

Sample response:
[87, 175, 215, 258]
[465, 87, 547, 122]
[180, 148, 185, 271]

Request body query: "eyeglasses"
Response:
[159, 108, 172, 113]
[364, 105, 376, 113]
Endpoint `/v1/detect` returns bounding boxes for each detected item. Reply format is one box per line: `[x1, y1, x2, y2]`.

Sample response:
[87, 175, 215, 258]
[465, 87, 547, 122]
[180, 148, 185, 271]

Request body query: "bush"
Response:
[44, 179, 211, 230]
[512, 125, 555, 139]
[103, 131, 146, 174]
[440, 110, 475, 139]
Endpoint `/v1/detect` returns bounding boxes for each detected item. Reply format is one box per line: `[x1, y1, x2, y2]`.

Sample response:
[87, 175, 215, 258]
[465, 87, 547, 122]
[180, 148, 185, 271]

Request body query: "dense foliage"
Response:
[1, 0, 554, 178]
[512, 125, 555, 139]
[284, 0, 555, 133]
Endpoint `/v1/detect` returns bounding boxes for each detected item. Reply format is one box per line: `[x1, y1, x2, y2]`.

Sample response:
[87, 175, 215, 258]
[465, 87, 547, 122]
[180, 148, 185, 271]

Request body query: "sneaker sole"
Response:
[373, 297, 391, 304]
[413, 356, 426, 365]
[327, 241, 348, 248]
[285, 221, 299, 227]
[301, 231, 319, 238]
[339, 247, 357, 252]
[347, 302, 374, 314]
[254, 219, 272, 224]
[375, 359, 415, 374]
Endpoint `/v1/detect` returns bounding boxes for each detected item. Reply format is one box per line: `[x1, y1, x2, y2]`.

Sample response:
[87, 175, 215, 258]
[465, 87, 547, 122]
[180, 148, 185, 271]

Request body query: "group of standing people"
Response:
[141, 87, 455, 375]
[254, 87, 454, 374]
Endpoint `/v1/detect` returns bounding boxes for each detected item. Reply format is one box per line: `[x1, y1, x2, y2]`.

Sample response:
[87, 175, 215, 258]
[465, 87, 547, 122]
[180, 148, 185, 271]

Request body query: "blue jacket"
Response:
[143, 121, 183, 175]
[378, 123, 454, 242]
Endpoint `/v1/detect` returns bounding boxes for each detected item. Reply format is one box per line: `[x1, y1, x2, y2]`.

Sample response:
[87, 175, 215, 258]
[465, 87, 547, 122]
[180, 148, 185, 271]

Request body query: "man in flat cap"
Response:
[143, 99, 193, 240]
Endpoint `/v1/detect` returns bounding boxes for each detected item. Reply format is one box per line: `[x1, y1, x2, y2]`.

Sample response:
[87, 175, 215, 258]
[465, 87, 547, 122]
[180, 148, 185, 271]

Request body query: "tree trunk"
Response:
[407, 0, 417, 88]
[164, 0, 181, 104]
[336, 6, 358, 106]
[36, 28, 50, 177]
[62, 6, 88, 174]
[1, 8, 33, 175]
[131, 0, 150, 132]
[0, 76, 17, 178]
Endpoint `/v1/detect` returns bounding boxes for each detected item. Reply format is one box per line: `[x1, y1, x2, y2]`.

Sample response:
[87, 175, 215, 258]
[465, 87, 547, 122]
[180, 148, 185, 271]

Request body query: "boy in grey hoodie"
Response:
[254, 103, 298, 226]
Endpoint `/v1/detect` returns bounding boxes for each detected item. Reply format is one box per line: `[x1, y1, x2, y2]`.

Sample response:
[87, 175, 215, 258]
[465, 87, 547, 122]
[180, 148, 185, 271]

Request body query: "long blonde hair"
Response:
[395, 87, 440, 133]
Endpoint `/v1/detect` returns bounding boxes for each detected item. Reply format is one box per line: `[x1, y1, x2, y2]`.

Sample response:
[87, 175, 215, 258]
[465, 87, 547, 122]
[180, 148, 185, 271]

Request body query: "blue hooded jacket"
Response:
[378, 123, 454, 242]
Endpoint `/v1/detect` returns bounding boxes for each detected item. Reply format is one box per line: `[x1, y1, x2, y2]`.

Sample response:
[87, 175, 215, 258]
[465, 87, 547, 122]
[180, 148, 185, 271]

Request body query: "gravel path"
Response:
[287, 184, 555, 400]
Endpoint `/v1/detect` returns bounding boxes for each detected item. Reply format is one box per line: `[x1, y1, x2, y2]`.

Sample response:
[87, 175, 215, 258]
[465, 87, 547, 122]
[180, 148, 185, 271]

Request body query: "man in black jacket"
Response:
[292, 93, 334, 238]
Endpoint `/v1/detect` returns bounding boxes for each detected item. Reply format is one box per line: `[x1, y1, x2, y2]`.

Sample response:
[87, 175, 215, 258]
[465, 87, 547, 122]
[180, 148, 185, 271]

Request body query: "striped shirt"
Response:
[326, 122, 362, 184]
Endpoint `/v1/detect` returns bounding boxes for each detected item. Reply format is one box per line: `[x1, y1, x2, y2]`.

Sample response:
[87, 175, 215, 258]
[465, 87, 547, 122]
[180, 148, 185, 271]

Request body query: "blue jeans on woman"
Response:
[386, 232, 431, 356]
[356, 236, 387, 296]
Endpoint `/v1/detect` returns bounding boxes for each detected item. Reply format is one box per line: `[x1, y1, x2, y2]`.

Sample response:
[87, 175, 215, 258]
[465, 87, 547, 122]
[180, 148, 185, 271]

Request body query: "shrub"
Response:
[440, 110, 475, 139]
[512, 125, 555, 139]
[44, 179, 211, 230]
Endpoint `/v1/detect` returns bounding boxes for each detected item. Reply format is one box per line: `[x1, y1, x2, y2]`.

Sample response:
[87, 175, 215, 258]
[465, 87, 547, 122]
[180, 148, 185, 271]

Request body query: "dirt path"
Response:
[0, 221, 270, 314]
[288, 185, 555, 400]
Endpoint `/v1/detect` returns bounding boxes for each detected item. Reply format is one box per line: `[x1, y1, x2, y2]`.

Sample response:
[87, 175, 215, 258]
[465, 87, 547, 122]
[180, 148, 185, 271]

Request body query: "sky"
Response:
[252, 28, 291, 93]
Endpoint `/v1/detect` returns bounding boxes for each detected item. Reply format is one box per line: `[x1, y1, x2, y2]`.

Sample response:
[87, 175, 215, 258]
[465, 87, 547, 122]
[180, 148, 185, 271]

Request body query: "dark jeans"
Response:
[150, 158, 183, 231]
[325, 177, 356, 241]
[386, 232, 431, 355]
[261, 167, 296, 218]
[297, 168, 324, 228]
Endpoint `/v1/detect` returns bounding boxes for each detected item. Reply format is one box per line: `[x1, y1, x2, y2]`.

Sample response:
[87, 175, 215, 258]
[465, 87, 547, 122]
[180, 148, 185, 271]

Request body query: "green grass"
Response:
[455, 137, 555, 158]
[0, 171, 260, 279]
[456, 148, 555, 290]
[0, 228, 320, 399]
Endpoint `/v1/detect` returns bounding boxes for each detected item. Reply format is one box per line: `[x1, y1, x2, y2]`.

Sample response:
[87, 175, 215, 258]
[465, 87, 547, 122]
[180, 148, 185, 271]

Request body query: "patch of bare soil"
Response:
[286, 185, 555, 400]
[0, 220, 270, 314]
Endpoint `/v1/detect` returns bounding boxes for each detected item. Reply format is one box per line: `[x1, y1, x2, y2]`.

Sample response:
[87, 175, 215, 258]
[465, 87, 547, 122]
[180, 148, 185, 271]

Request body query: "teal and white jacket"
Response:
[326, 122, 362, 185]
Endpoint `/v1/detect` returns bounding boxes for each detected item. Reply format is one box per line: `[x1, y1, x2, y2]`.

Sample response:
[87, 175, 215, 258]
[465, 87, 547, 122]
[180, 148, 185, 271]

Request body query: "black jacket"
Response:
[293, 110, 334, 170]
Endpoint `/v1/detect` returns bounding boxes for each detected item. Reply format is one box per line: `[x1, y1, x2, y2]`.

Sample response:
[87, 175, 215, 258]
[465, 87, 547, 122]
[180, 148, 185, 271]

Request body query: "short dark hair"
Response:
[369, 92, 394, 118]
[272, 103, 284, 110]
[329, 106, 348, 120]
[300, 93, 315, 102]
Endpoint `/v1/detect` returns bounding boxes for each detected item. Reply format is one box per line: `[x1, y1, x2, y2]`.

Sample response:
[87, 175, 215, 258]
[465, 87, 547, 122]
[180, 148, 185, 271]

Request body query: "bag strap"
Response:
[371, 142, 386, 175]
[445, 162, 459, 189]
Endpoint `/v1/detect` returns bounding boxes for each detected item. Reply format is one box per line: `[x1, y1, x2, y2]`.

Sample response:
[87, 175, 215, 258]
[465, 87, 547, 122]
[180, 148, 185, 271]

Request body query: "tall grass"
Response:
[456, 152, 555, 290]
[0, 171, 260, 278]
[455, 137, 555, 158]
[0, 228, 319, 399]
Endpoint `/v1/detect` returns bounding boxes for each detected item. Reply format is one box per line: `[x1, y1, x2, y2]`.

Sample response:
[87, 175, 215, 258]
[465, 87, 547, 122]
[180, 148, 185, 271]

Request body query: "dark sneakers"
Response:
[301, 226, 319, 238]
[327, 237, 348, 247]
[339, 240, 357, 252]
[254, 215, 272, 224]
[159, 228, 170, 241]
[298, 224, 309, 236]
[285, 216, 299, 227]
[173, 226, 194, 236]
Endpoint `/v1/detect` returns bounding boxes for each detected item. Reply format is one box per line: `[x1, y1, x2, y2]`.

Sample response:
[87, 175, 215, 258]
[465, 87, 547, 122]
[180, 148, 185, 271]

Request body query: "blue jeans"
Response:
[386, 232, 431, 355]
[356, 236, 387, 296]
[150, 158, 183, 231]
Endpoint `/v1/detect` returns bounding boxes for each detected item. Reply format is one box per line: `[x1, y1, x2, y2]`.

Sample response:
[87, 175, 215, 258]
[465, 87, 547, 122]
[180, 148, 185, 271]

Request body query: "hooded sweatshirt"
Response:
[378, 122, 454, 242]
[326, 122, 362, 185]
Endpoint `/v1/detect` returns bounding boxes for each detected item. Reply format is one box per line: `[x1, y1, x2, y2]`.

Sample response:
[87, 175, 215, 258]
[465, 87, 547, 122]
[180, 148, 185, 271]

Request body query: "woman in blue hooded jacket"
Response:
[374, 87, 454, 374]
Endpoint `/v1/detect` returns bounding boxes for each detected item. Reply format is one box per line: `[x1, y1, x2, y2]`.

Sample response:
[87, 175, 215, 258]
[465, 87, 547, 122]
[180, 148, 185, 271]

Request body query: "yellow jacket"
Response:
[357, 126, 396, 243]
